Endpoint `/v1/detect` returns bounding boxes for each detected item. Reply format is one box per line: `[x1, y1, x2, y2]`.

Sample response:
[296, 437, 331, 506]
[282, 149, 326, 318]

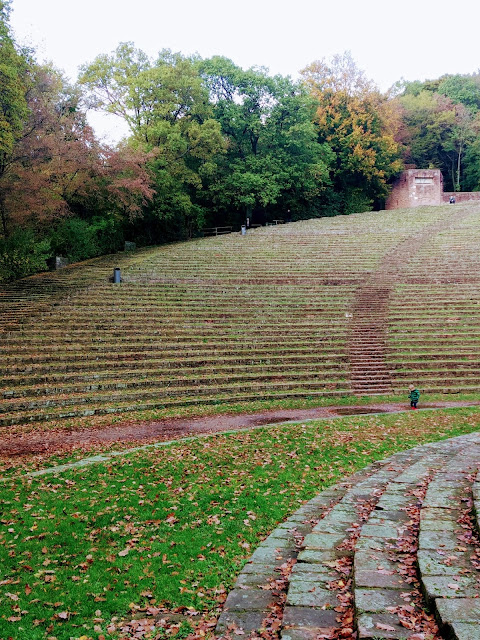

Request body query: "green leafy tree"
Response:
[437, 74, 480, 113]
[0, 0, 29, 235]
[462, 137, 480, 190]
[397, 89, 480, 191]
[80, 44, 225, 238]
[199, 57, 332, 223]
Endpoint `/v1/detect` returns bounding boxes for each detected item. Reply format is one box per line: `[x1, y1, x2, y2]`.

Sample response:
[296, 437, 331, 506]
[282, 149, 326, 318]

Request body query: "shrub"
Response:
[90, 215, 125, 255]
[0, 229, 51, 282]
[50, 217, 100, 263]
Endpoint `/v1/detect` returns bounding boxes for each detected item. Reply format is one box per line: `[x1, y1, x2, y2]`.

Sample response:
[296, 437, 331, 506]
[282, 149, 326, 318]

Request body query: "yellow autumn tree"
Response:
[301, 52, 402, 214]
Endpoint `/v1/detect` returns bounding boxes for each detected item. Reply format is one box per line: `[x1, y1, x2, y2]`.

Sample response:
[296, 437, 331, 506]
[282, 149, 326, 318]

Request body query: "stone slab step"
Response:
[418, 445, 480, 640]
[216, 433, 480, 639]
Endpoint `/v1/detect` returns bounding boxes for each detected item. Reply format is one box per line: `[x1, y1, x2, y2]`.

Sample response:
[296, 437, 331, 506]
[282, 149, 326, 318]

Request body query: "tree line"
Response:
[2, 0, 480, 281]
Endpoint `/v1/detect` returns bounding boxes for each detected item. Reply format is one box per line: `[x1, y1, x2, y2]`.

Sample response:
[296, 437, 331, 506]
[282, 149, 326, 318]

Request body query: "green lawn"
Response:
[2, 406, 480, 639]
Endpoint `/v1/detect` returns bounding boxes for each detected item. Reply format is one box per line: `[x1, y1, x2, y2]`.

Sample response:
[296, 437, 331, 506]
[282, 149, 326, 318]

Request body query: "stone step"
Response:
[0, 377, 351, 414]
[216, 434, 480, 640]
[216, 454, 415, 638]
[1, 366, 350, 400]
[351, 383, 392, 389]
[417, 445, 480, 640]
[353, 454, 451, 639]
[0, 388, 351, 427]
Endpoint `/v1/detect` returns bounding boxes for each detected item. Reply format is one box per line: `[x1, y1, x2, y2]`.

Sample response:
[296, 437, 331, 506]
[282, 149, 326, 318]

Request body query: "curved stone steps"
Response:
[216, 434, 480, 640]
[418, 445, 480, 640]
[215, 448, 425, 637]
[353, 457, 447, 639]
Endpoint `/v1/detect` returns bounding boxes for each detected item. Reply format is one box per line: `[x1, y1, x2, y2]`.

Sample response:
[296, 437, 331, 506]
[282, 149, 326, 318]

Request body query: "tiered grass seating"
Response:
[387, 207, 480, 393]
[0, 252, 148, 333]
[1, 223, 367, 426]
[3, 204, 480, 427]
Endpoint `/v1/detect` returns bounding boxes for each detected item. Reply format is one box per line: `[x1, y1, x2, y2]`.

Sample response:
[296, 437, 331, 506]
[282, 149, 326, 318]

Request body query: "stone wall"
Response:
[386, 169, 480, 210]
[385, 169, 443, 209]
[442, 192, 480, 204]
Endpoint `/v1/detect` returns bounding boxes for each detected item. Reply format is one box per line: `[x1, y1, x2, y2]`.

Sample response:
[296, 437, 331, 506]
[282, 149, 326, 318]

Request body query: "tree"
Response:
[397, 89, 479, 191]
[80, 44, 225, 238]
[199, 57, 332, 223]
[444, 103, 479, 191]
[301, 52, 402, 213]
[0, 64, 154, 236]
[0, 19, 157, 279]
[0, 0, 29, 235]
[437, 74, 480, 113]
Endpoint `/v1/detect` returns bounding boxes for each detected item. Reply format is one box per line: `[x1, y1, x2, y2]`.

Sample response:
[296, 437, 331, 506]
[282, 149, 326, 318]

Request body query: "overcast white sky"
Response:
[10, 0, 480, 143]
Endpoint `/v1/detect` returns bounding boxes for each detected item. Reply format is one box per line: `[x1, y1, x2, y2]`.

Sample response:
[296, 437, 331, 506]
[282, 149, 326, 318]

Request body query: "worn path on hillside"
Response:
[2, 400, 480, 458]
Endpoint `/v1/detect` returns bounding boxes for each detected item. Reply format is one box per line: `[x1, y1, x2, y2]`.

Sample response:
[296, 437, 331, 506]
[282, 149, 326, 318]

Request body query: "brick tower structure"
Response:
[385, 169, 443, 210]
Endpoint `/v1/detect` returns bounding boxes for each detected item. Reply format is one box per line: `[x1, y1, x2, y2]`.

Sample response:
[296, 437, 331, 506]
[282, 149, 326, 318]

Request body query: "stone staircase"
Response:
[216, 433, 480, 639]
[349, 285, 393, 395]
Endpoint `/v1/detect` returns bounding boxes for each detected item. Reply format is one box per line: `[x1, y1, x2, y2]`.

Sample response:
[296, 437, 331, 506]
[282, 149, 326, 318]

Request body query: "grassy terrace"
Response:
[3, 205, 480, 428]
[387, 208, 480, 392]
[2, 407, 480, 639]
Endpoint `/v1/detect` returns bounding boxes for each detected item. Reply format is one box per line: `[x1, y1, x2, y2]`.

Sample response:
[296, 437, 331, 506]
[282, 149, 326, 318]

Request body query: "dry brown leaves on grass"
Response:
[114, 563, 298, 640]
[3, 401, 480, 468]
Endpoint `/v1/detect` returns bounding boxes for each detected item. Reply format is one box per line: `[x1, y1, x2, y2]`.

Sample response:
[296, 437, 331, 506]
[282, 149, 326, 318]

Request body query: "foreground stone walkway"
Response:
[216, 433, 480, 640]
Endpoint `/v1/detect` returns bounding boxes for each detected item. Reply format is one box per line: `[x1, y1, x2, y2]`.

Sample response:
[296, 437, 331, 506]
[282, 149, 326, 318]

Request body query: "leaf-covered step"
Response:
[1, 365, 350, 399]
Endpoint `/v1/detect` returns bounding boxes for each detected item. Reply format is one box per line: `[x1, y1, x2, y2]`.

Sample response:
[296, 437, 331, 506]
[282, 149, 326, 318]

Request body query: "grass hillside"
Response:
[3, 406, 480, 640]
[2, 203, 480, 430]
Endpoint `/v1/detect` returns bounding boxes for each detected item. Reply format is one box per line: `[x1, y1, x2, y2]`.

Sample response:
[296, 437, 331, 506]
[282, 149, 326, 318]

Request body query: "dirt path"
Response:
[3, 400, 480, 457]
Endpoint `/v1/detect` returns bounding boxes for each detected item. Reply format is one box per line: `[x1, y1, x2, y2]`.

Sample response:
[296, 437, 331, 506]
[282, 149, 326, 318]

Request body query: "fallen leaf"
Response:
[376, 622, 396, 631]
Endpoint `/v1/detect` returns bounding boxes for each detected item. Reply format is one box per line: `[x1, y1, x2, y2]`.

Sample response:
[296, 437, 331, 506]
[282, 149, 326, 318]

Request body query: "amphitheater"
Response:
[4, 203, 480, 426]
[3, 202, 480, 639]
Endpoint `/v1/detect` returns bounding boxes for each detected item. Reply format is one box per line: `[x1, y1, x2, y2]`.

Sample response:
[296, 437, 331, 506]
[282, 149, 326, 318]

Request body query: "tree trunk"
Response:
[0, 190, 8, 238]
[456, 144, 463, 192]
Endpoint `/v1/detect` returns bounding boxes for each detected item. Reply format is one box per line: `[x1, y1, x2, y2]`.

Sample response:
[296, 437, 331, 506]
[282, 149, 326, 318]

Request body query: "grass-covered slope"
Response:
[2, 406, 480, 639]
[2, 203, 480, 428]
